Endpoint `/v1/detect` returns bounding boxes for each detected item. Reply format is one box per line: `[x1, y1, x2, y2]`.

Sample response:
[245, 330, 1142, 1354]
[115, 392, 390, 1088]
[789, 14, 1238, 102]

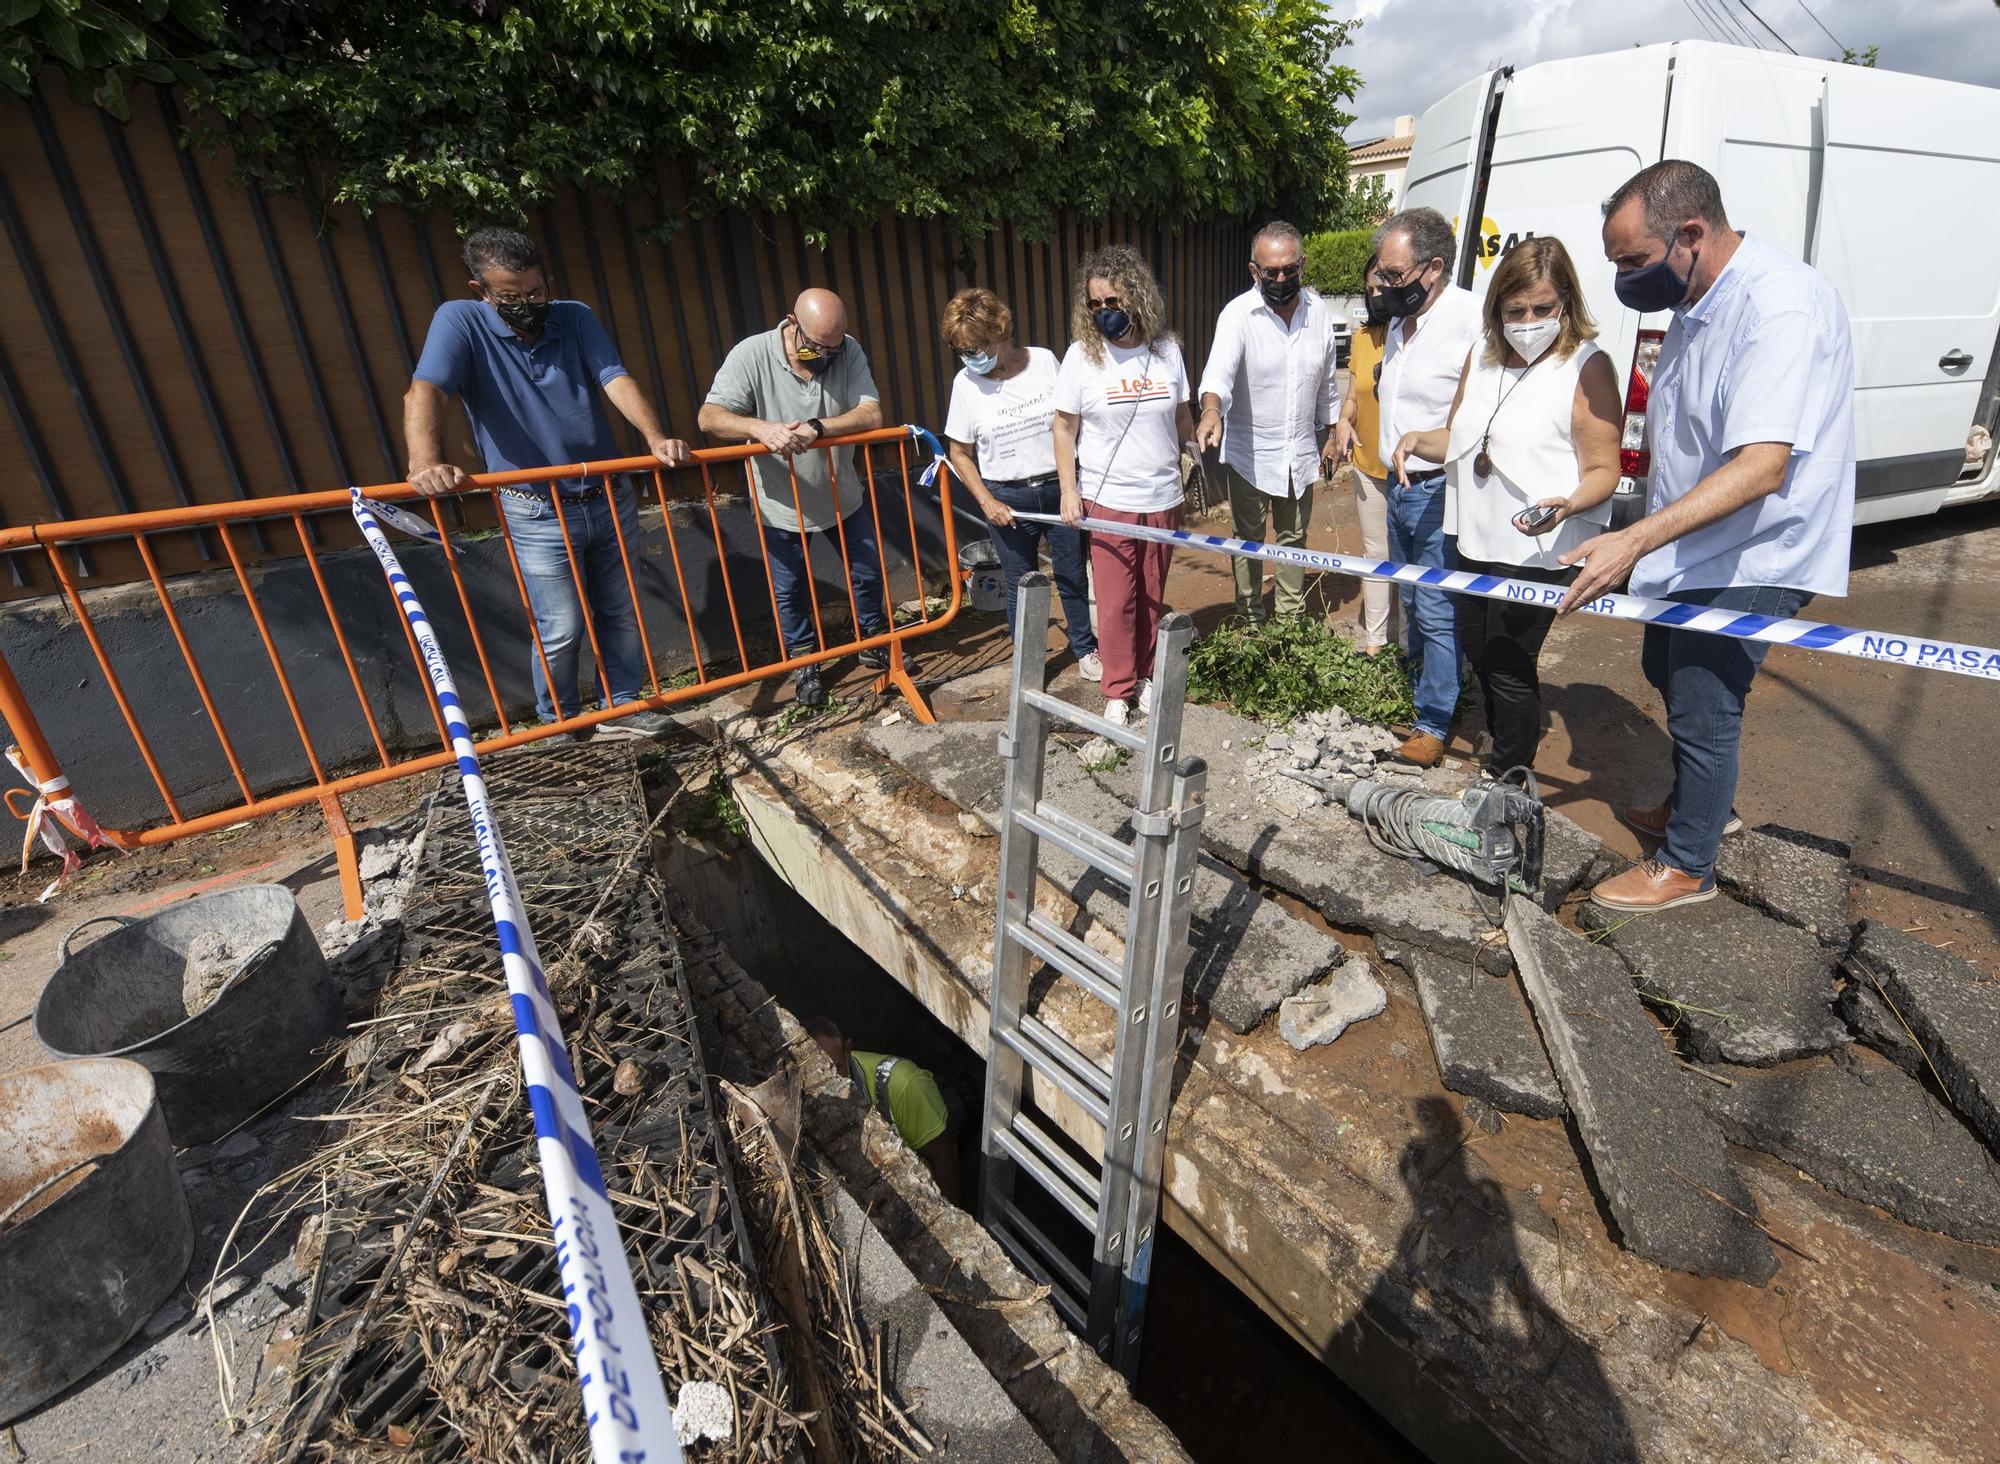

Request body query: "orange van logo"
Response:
[1454, 215, 1537, 269]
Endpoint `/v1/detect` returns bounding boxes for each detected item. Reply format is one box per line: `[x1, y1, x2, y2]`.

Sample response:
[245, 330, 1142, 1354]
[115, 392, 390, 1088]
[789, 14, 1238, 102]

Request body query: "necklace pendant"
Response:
[1474, 449, 1493, 478]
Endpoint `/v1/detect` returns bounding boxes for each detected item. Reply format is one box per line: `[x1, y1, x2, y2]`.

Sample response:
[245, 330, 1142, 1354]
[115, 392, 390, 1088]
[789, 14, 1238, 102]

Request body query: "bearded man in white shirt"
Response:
[1375, 207, 1485, 767]
[1194, 221, 1343, 622]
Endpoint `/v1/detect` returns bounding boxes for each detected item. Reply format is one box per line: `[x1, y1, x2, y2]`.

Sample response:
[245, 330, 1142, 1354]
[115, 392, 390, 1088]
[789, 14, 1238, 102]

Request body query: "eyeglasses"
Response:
[484, 287, 549, 307]
[953, 344, 998, 362]
[1087, 293, 1124, 311]
[1372, 260, 1433, 288]
[788, 317, 846, 360]
[1254, 263, 1302, 283]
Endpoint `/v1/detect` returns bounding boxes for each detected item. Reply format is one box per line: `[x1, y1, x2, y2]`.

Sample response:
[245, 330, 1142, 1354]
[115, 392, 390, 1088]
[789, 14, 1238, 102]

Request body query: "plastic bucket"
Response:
[0, 1058, 191, 1422]
[959, 539, 1006, 614]
[34, 885, 342, 1145]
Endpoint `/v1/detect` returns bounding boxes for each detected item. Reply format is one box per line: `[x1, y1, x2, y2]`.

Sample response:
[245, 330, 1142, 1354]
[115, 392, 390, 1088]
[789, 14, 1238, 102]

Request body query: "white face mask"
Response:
[1502, 315, 1562, 364]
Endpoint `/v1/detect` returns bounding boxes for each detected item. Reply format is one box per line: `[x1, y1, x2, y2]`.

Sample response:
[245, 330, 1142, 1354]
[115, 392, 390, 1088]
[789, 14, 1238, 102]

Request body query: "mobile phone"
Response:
[1514, 503, 1562, 532]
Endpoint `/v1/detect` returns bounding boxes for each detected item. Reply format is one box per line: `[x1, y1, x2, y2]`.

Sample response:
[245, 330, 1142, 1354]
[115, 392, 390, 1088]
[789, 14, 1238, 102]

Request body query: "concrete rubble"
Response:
[1578, 894, 1849, 1066]
[1278, 959, 1387, 1051]
[1848, 919, 2000, 1155]
[1507, 900, 1777, 1283]
[864, 718, 1344, 1034]
[1406, 948, 1566, 1118]
[1688, 1053, 2000, 1245]
[1714, 824, 1856, 947]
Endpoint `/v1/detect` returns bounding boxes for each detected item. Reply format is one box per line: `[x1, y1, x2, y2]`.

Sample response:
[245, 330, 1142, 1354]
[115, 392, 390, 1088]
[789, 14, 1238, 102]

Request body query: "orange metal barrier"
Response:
[0, 427, 962, 918]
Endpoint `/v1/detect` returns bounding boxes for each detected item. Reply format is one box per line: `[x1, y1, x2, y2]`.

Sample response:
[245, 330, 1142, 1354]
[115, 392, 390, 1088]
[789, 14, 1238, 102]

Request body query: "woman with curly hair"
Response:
[1054, 245, 1195, 726]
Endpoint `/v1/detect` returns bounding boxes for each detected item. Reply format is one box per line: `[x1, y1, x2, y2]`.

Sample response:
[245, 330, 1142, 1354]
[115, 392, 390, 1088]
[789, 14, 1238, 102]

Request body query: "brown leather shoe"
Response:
[1620, 801, 1744, 840]
[1589, 857, 1717, 912]
[1392, 731, 1445, 768]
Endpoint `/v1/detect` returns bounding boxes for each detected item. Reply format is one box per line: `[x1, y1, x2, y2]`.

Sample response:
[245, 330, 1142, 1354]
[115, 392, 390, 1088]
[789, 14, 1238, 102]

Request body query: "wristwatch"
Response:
[807, 417, 826, 440]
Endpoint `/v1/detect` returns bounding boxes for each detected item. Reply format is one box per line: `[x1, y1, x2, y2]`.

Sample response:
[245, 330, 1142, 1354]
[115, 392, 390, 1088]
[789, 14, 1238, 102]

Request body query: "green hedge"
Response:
[1303, 228, 1374, 296]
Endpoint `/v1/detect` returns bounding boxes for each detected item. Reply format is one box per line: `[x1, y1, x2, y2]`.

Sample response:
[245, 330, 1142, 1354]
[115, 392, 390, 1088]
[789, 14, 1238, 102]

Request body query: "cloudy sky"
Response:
[1335, 0, 2000, 141]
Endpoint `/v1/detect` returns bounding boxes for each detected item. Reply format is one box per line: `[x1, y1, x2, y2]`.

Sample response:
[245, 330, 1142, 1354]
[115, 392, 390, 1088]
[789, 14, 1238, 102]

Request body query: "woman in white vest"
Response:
[1391, 236, 1621, 775]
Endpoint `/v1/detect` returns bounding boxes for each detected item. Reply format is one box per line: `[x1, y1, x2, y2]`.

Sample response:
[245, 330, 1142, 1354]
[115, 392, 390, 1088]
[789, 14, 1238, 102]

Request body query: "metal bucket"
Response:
[34, 884, 342, 1145]
[0, 1057, 192, 1423]
[959, 539, 1006, 614]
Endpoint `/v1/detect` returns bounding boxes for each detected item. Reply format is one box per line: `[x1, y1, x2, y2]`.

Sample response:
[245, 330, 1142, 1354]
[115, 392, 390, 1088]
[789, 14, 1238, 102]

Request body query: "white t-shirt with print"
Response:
[944, 347, 1060, 483]
[1054, 338, 1189, 513]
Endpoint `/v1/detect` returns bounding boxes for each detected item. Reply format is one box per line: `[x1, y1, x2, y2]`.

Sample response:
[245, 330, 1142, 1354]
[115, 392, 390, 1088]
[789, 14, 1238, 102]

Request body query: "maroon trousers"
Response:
[1083, 502, 1181, 701]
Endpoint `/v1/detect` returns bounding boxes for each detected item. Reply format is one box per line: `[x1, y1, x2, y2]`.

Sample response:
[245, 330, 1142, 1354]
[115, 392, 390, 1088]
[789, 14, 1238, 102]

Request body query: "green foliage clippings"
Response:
[1188, 614, 1417, 727]
[7, 2, 1362, 240]
[1303, 227, 1375, 296]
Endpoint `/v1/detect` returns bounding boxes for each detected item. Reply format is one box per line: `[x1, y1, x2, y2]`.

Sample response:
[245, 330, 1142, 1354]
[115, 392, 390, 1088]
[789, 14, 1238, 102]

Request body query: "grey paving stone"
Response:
[1408, 949, 1566, 1119]
[1688, 1053, 2000, 1246]
[1576, 896, 1848, 1067]
[1507, 900, 1776, 1282]
[1279, 960, 1388, 1050]
[1714, 824, 1855, 947]
[865, 720, 1340, 1034]
[1848, 920, 2000, 1155]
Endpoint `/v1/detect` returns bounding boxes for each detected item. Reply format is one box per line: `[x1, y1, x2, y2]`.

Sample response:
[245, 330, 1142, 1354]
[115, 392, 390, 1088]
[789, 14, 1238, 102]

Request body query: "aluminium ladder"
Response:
[979, 570, 1207, 1380]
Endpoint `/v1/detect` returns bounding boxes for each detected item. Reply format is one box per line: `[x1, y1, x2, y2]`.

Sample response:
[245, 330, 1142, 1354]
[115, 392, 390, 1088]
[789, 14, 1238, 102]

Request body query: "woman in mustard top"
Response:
[1328, 259, 1396, 652]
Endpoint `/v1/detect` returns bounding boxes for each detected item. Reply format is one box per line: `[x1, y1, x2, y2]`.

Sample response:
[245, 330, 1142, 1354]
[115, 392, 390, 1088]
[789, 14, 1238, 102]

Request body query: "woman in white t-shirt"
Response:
[1391, 236, 1621, 774]
[941, 287, 1099, 679]
[1053, 246, 1194, 726]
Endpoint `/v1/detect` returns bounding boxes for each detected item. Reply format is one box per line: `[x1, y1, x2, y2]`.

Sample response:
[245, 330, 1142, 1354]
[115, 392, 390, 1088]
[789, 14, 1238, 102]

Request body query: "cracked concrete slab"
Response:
[1688, 1053, 2000, 1246]
[1715, 825, 1854, 948]
[1407, 949, 1566, 1119]
[864, 719, 1341, 1034]
[1847, 920, 2000, 1156]
[1278, 960, 1387, 1050]
[1834, 979, 1927, 1080]
[1508, 900, 1777, 1282]
[1577, 896, 1848, 1067]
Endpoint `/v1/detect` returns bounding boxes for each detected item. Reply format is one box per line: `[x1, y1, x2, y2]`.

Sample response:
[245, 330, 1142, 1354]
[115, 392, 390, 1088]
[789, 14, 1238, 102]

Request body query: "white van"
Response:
[1397, 40, 2000, 527]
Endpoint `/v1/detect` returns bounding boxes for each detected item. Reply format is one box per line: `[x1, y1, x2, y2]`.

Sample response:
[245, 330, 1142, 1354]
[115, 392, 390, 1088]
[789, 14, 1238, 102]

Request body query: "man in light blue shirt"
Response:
[1562, 160, 1855, 913]
[405, 227, 690, 736]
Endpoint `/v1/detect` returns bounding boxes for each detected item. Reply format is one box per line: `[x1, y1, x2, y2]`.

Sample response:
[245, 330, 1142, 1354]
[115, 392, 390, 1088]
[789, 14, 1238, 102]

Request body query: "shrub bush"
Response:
[1303, 228, 1374, 296]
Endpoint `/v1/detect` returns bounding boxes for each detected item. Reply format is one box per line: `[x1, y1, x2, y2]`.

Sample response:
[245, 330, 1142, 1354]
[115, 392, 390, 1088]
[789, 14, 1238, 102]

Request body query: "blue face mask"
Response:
[1613, 236, 1697, 314]
[1093, 307, 1133, 342]
[961, 350, 999, 376]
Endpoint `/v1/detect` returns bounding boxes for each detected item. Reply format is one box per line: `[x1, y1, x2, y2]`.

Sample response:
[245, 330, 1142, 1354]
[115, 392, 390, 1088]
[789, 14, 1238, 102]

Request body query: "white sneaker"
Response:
[1135, 678, 1156, 716]
[1077, 651, 1103, 682]
[1104, 698, 1131, 727]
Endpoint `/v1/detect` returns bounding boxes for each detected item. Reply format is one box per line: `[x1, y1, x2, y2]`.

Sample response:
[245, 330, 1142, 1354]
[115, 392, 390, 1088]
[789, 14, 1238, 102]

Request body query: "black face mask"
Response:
[1259, 275, 1301, 307]
[494, 298, 550, 336]
[1382, 267, 1432, 319]
[1363, 290, 1393, 326]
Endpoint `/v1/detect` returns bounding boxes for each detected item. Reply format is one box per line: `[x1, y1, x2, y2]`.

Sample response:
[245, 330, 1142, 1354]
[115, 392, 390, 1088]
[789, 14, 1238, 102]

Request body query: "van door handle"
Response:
[1940, 349, 1974, 371]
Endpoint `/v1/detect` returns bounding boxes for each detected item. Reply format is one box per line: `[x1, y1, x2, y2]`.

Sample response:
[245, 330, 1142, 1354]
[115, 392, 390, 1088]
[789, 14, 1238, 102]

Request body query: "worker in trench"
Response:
[804, 1017, 961, 1204]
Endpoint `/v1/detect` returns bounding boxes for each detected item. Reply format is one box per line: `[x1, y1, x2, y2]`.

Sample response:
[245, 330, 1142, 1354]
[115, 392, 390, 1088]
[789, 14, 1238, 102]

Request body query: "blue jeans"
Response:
[502, 488, 648, 722]
[1386, 474, 1460, 739]
[984, 476, 1097, 657]
[1641, 583, 1811, 881]
[765, 503, 890, 658]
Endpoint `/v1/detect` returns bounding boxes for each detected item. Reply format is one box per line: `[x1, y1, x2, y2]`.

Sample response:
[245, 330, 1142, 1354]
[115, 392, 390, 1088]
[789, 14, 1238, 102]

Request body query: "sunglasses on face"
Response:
[1255, 263, 1302, 282]
[1087, 294, 1123, 311]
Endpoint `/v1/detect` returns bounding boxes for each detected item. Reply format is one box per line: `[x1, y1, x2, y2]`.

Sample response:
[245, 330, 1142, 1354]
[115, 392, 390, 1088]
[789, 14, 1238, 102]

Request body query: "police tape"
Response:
[350, 488, 682, 1463]
[1010, 511, 2000, 683]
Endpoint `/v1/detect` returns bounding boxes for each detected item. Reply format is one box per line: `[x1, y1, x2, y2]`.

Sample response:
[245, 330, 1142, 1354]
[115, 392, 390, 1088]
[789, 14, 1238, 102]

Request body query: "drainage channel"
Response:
[667, 820, 1428, 1464]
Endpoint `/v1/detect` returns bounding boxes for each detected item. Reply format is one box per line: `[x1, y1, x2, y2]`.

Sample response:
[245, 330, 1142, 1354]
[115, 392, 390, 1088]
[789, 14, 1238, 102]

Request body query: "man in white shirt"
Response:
[1563, 160, 1856, 913]
[1375, 207, 1484, 766]
[1195, 221, 1343, 621]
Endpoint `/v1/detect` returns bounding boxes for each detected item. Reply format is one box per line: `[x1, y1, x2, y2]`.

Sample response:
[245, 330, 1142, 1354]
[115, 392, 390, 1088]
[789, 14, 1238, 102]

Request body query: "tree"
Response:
[1325, 174, 1393, 232]
[4, 1, 1362, 241]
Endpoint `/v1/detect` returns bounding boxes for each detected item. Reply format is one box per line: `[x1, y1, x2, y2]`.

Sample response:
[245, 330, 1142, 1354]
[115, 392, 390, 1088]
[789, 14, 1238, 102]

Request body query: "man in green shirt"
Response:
[806, 1017, 960, 1203]
[699, 289, 891, 709]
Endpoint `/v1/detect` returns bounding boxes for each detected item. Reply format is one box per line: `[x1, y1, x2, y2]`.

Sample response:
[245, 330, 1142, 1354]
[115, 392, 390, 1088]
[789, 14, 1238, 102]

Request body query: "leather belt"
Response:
[498, 482, 606, 504]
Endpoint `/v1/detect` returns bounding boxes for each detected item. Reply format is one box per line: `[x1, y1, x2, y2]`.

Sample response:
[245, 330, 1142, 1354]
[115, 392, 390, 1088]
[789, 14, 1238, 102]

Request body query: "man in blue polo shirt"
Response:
[404, 226, 689, 736]
[1562, 160, 1856, 913]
